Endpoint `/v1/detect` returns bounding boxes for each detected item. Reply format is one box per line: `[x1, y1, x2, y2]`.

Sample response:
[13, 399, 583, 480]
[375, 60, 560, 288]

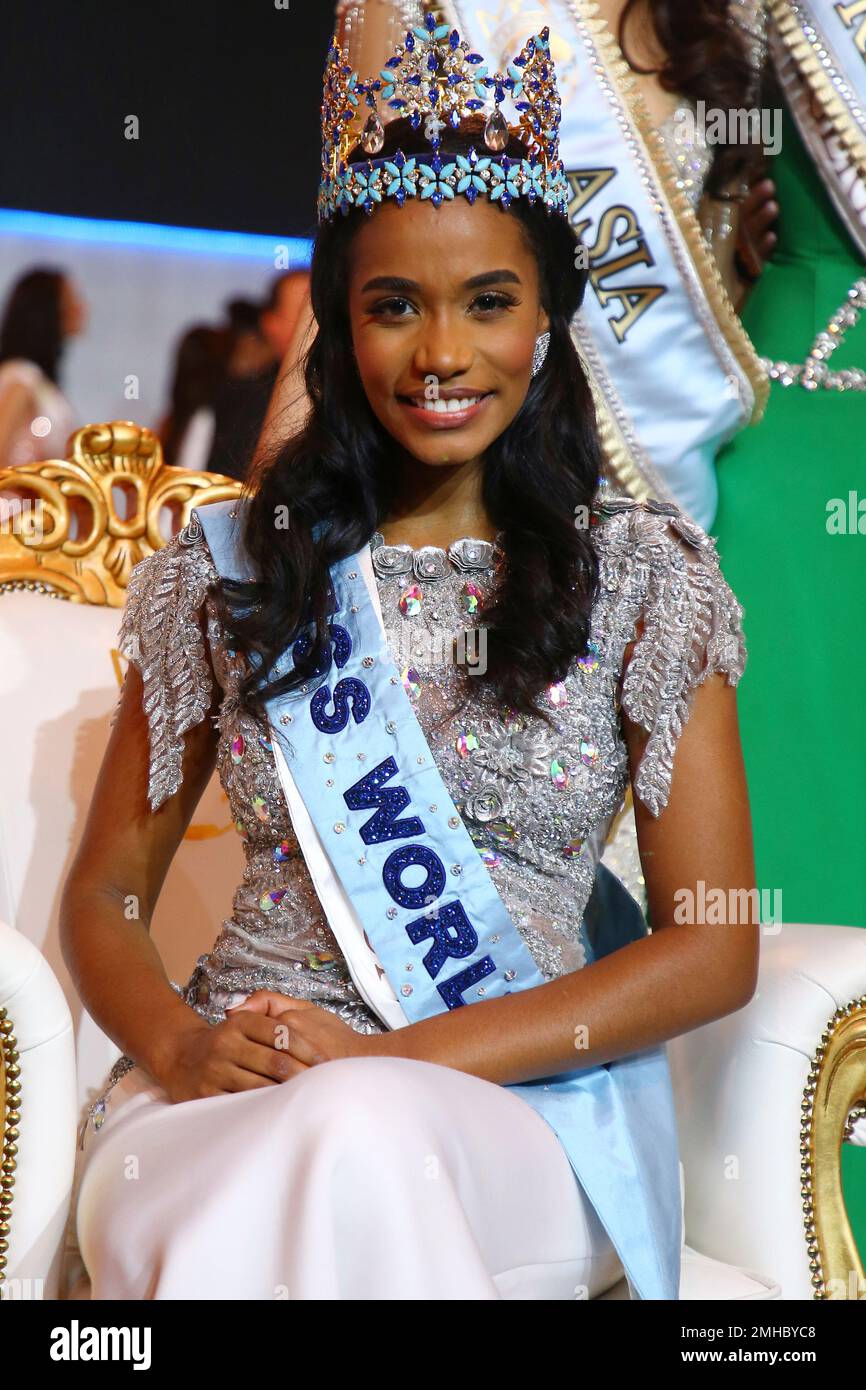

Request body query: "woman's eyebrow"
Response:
[359, 269, 522, 293]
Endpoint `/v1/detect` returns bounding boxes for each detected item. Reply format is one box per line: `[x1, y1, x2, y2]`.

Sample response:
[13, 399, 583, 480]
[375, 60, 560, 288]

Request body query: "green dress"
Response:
[713, 101, 866, 1252]
[714, 104, 866, 931]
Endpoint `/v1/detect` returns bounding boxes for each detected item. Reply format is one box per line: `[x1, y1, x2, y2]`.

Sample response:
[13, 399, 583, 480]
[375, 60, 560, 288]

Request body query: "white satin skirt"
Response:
[74, 1053, 624, 1300]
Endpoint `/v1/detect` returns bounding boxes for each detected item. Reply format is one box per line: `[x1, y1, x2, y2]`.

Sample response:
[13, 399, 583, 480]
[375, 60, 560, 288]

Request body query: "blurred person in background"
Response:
[0, 266, 85, 469]
[158, 323, 233, 470]
[222, 296, 274, 379]
[205, 269, 310, 482]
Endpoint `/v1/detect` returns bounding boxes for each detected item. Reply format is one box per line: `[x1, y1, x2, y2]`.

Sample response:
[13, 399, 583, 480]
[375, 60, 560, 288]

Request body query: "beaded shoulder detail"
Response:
[590, 496, 747, 817]
[115, 520, 221, 813]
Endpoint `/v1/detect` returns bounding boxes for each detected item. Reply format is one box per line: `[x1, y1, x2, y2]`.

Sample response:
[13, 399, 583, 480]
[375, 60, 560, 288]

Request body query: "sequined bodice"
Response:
[115, 495, 746, 1042]
[185, 526, 628, 1032]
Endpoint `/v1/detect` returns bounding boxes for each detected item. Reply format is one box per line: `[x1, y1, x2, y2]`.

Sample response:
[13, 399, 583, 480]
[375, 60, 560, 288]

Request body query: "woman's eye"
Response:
[369, 291, 518, 318]
[471, 292, 518, 313]
[371, 296, 415, 317]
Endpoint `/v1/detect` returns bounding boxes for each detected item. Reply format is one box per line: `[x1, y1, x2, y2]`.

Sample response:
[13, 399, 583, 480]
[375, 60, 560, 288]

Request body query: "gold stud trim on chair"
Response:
[801, 993, 866, 1298]
[0, 1006, 20, 1296]
[0, 421, 243, 606]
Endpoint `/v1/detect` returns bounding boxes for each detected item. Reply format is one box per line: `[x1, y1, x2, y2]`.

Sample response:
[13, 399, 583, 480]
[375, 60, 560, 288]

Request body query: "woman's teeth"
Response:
[417, 396, 482, 414]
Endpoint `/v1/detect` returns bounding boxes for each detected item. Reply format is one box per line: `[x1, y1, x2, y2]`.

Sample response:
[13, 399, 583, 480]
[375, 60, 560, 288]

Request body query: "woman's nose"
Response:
[412, 317, 473, 380]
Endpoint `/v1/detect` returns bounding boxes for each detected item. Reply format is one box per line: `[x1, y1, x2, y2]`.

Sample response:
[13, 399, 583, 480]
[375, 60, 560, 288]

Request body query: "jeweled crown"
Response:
[318, 10, 569, 223]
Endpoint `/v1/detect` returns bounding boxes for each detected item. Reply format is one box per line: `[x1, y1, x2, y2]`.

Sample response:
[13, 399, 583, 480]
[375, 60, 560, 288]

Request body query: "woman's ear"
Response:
[537, 306, 550, 335]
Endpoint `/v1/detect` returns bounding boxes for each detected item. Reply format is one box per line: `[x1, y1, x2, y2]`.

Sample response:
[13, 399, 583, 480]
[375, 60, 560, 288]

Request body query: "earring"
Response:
[531, 331, 550, 378]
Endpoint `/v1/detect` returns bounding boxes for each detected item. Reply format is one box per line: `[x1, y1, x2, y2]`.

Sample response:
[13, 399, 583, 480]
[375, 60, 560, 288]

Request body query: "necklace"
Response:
[369, 531, 503, 581]
[760, 277, 866, 392]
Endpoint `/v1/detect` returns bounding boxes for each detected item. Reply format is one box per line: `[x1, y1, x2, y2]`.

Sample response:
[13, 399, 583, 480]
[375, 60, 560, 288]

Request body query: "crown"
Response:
[317, 11, 570, 224]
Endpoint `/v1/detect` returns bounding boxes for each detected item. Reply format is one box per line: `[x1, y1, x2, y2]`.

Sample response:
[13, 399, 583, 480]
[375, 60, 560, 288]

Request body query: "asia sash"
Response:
[437, 0, 769, 529]
[769, 0, 866, 258]
[193, 498, 683, 1300]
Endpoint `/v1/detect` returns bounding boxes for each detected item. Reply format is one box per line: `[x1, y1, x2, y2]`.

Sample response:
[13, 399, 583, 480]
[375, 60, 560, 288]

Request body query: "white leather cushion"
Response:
[595, 1244, 782, 1300]
[0, 590, 244, 1107]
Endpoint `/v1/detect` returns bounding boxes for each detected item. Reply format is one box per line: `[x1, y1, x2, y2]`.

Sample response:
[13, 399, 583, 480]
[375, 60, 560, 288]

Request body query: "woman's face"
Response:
[347, 197, 550, 468]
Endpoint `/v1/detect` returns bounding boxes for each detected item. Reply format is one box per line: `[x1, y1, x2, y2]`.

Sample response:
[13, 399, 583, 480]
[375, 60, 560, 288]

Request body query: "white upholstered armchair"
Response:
[1, 424, 865, 1301]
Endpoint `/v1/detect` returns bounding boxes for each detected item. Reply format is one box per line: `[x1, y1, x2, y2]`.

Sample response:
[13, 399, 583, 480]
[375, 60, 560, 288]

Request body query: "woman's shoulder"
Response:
[587, 493, 748, 816]
[120, 515, 222, 637]
[116, 518, 225, 812]
[0, 357, 42, 395]
[588, 494, 742, 633]
[589, 492, 716, 557]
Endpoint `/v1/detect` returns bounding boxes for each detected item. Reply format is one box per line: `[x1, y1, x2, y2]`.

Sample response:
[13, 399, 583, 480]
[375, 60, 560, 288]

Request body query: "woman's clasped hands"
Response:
[228, 989, 375, 1070]
[156, 990, 377, 1103]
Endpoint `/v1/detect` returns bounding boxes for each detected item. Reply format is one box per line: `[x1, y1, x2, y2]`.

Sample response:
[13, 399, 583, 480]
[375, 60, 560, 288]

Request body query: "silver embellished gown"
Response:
[80, 491, 747, 1139]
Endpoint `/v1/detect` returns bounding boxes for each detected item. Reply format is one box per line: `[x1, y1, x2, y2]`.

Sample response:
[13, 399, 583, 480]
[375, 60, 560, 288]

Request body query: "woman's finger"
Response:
[221, 1056, 309, 1093]
[750, 200, 779, 234]
[226, 989, 318, 1018]
[272, 1012, 327, 1067]
[220, 1012, 315, 1081]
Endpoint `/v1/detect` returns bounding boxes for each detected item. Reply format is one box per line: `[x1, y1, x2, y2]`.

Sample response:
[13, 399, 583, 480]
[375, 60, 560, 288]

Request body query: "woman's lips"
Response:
[396, 392, 494, 430]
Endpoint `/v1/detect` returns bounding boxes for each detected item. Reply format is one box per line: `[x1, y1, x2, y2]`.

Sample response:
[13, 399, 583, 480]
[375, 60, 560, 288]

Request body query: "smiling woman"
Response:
[62, 13, 757, 1303]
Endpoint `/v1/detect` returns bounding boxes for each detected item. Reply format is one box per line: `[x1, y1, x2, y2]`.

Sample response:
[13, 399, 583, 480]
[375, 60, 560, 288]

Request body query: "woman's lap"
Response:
[76, 1054, 623, 1300]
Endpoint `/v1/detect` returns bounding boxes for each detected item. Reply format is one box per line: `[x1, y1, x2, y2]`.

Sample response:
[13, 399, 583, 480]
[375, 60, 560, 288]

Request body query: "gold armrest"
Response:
[803, 995, 866, 1298]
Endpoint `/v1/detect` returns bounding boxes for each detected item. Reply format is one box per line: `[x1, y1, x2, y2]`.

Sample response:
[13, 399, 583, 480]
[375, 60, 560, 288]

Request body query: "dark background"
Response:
[1, 0, 337, 238]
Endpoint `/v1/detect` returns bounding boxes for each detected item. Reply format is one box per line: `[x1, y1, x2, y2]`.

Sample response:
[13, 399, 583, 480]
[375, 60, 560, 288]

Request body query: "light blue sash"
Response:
[193, 498, 683, 1300]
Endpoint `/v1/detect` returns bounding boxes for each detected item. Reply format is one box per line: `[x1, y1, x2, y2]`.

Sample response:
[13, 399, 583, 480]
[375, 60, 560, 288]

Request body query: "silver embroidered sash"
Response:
[770, 0, 866, 258]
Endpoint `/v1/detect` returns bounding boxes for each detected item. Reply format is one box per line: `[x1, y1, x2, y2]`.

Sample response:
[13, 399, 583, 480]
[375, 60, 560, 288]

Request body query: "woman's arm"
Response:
[0, 380, 37, 467]
[59, 660, 223, 1080]
[368, 666, 759, 1086]
[700, 173, 778, 314]
[62, 624, 316, 1099]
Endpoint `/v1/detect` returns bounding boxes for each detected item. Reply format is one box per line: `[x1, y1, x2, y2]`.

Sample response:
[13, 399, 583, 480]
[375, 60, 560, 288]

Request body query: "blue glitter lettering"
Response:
[382, 843, 446, 908]
[405, 898, 485, 976]
[437, 957, 497, 1009]
[311, 677, 371, 733]
[344, 758, 425, 844]
[292, 621, 352, 678]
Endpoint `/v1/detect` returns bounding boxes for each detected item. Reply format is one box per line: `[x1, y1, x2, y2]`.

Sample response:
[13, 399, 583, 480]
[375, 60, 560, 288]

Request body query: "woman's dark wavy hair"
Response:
[216, 114, 605, 738]
[0, 267, 66, 382]
[619, 0, 766, 195]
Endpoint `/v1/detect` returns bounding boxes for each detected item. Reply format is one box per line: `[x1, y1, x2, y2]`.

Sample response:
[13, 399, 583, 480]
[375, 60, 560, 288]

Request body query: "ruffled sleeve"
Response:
[114, 518, 221, 812]
[593, 498, 747, 818]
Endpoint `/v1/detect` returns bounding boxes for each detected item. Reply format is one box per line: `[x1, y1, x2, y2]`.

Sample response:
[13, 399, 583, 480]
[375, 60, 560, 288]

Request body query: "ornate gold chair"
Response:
[0, 424, 864, 1300]
[0, 423, 242, 1298]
